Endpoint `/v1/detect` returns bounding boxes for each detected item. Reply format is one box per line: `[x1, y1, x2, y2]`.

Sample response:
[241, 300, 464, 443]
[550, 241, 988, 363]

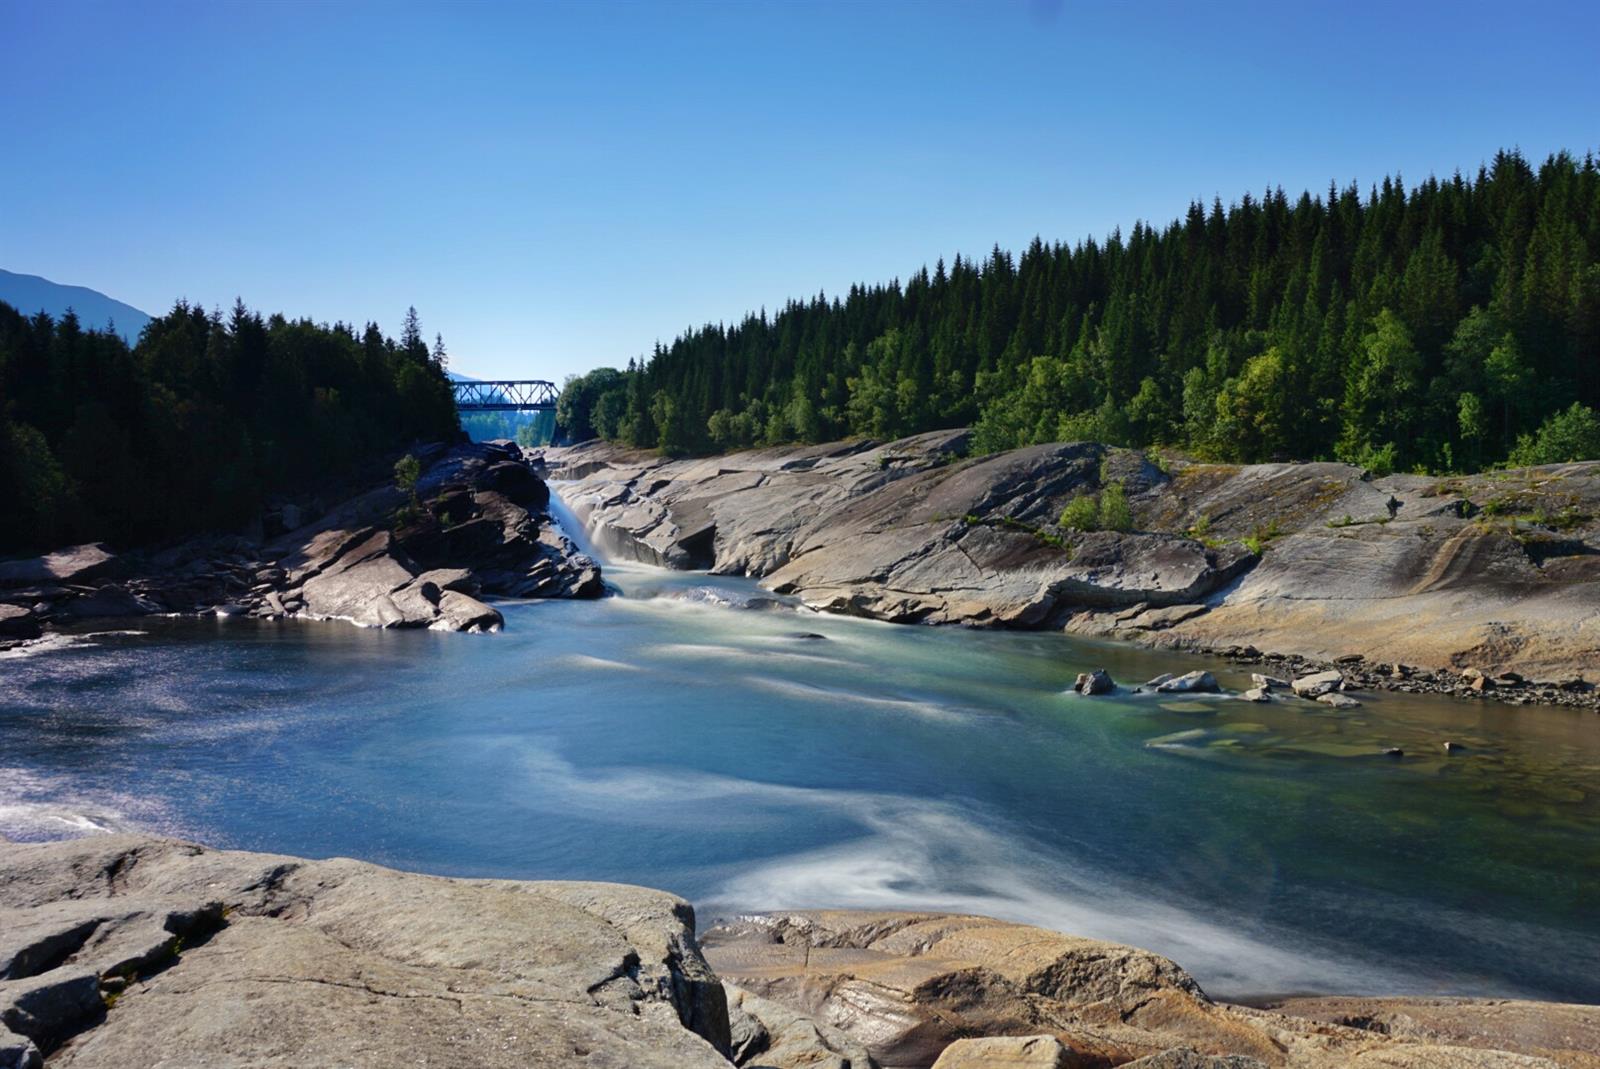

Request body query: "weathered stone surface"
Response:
[548, 436, 1251, 629]
[433, 589, 502, 632]
[702, 911, 1583, 1069]
[548, 434, 1600, 687]
[726, 982, 877, 1068]
[1264, 995, 1600, 1069]
[1292, 670, 1344, 698]
[11, 441, 595, 637]
[0, 835, 730, 1069]
[929, 1034, 1070, 1068]
[0, 544, 118, 588]
[1316, 691, 1361, 709]
[1123, 1051, 1268, 1068]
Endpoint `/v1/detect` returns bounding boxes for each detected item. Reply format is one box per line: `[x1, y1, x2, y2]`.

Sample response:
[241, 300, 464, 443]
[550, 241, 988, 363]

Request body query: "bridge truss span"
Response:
[452, 379, 560, 412]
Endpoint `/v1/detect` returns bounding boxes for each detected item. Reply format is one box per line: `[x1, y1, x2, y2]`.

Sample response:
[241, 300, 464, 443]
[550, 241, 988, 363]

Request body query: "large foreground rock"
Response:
[701, 911, 1586, 1069]
[2, 839, 1591, 1069]
[0, 836, 730, 1069]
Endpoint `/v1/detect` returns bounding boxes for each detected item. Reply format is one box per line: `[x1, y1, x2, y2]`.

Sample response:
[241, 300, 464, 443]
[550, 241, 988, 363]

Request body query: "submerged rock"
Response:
[1316, 692, 1361, 709]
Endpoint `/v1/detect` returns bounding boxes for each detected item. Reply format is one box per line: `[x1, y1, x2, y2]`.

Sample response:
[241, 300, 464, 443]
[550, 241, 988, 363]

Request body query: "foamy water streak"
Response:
[504, 739, 1411, 997]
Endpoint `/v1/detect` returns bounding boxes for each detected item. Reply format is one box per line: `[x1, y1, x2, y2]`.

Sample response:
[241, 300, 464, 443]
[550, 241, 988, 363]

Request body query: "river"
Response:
[2, 493, 1597, 1003]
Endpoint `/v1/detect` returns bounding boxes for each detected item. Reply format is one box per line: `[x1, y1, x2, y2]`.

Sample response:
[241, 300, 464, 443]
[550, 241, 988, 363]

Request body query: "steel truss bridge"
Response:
[451, 379, 560, 412]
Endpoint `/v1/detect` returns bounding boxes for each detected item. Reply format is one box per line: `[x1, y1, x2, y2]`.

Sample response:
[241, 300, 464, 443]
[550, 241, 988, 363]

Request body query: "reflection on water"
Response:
[1, 500, 1597, 1002]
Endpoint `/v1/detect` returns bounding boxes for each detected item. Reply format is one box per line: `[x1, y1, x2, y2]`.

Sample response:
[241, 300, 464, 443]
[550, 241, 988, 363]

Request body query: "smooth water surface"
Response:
[2, 499, 1598, 1002]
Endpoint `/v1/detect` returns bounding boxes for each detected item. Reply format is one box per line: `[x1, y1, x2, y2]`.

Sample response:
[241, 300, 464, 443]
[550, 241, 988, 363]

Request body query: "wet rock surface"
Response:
[547, 434, 1600, 708]
[0, 440, 601, 643]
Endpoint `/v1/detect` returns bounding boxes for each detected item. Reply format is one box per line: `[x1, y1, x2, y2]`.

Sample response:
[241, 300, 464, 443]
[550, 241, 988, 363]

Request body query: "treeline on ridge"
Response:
[559, 148, 1600, 473]
[0, 300, 459, 555]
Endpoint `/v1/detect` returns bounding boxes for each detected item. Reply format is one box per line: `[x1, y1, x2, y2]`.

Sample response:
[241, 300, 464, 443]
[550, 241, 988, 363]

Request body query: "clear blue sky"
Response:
[3, 0, 1597, 382]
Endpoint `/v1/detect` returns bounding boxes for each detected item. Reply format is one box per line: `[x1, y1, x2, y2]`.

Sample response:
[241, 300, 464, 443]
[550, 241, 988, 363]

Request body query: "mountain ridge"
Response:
[0, 268, 153, 345]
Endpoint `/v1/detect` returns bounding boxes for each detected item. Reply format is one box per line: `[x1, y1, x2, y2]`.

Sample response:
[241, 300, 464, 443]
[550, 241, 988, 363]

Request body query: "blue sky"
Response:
[3, 0, 1598, 382]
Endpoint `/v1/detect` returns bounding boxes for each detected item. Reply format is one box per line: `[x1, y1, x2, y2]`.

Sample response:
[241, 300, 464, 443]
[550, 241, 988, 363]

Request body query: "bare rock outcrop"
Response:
[0, 835, 730, 1069]
[547, 433, 1600, 692]
[700, 912, 1585, 1069]
[0, 440, 602, 643]
[2, 839, 1591, 1069]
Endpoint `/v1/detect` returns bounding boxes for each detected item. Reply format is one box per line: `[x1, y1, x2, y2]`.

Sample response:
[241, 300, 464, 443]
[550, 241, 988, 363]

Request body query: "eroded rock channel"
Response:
[547, 431, 1600, 707]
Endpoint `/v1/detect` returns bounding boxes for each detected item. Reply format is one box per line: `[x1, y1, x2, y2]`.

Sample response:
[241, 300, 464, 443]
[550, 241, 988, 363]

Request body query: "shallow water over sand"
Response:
[2, 509, 1597, 1002]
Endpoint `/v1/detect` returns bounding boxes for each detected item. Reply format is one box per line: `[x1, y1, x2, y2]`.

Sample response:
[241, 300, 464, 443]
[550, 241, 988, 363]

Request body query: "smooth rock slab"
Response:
[1291, 670, 1344, 698]
[931, 1035, 1071, 1068]
[1156, 670, 1220, 694]
[0, 544, 117, 587]
[0, 836, 730, 1069]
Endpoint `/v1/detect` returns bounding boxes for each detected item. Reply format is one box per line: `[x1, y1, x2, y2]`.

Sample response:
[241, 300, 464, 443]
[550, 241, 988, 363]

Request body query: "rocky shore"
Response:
[545, 432, 1600, 709]
[3, 836, 1595, 1069]
[0, 440, 601, 648]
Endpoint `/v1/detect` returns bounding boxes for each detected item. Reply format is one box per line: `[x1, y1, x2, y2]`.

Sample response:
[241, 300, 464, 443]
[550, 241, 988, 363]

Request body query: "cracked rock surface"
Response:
[545, 433, 1600, 688]
[0, 836, 730, 1068]
[700, 912, 1594, 1069]
[0, 441, 603, 644]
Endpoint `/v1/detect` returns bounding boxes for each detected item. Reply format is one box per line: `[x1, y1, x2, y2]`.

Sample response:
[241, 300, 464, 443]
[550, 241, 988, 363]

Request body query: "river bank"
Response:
[544, 432, 1600, 710]
[0, 440, 600, 647]
[4, 835, 1595, 1069]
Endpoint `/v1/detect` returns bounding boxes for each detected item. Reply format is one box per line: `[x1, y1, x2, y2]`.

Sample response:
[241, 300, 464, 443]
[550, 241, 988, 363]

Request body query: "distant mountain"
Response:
[0, 269, 153, 345]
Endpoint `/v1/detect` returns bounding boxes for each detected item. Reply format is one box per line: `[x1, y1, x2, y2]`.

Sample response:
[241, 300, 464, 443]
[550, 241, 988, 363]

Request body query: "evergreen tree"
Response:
[554, 148, 1599, 474]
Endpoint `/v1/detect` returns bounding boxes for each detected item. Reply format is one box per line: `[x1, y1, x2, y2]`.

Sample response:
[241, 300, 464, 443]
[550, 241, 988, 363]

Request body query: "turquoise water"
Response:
[2, 499, 1597, 1002]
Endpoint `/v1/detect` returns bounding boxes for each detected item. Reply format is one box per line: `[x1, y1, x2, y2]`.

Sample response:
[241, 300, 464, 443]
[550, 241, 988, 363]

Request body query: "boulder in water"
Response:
[1074, 668, 1115, 695]
[1156, 670, 1220, 693]
[1291, 669, 1343, 697]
